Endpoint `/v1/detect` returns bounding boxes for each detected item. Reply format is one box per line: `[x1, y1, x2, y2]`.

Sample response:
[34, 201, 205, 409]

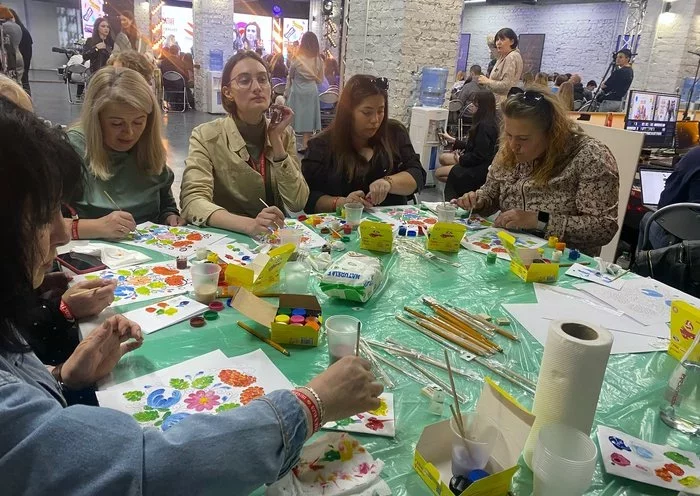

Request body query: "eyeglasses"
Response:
[370, 77, 389, 91]
[229, 73, 271, 90]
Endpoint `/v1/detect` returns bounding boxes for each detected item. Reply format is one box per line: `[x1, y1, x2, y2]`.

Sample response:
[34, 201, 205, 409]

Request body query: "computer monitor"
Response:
[624, 90, 680, 148]
[639, 167, 673, 207]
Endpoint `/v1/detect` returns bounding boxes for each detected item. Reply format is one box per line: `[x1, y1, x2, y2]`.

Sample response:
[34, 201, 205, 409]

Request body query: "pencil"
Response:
[237, 321, 290, 357]
[103, 190, 122, 211]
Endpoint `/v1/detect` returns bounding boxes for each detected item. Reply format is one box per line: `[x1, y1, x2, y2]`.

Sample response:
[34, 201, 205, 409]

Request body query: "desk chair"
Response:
[65, 64, 88, 104]
[162, 71, 188, 112]
[319, 89, 339, 129]
[639, 203, 700, 250]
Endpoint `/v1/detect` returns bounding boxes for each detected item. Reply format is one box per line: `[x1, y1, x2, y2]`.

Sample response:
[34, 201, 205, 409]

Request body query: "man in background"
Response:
[598, 49, 634, 112]
[457, 65, 483, 108]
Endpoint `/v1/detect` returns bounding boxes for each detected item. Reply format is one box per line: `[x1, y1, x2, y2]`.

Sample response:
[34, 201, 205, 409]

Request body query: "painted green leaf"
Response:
[170, 378, 189, 390]
[133, 268, 149, 276]
[334, 417, 356, 427]
[321, 449, 341, 462]
[162, 411, 171, 420]
[116, 270, 131, 277]
[144, 405, 153, 410]
[133, 410, 160, 422]
[191, 375, 214, 389]
[216, 403, 240, 413]
[123, 390, 144, 402]
[84, 275, 99, 281]
[135, 286, 151, 295]
[156, 309, 164, 315]
[148, 281, 167, 289]
[154, 420, 163, 427]
[161, 239, 173, 245]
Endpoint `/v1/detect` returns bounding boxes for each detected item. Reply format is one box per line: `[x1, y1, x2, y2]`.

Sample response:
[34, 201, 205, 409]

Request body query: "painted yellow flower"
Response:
[369, 398, 388, 416]
[339, 438, 355, 461]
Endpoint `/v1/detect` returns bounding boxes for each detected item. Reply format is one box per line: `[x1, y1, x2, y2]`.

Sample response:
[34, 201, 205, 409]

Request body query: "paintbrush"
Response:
[355, 321, 361, 356]
[404, 307, 497, 354]
[103, 190, 122, 211]
[359, 338, 395, 389]
[258, 198, 283, 231]
[372, 352, 431, 386]
[444, 350, 465, 434]
[398, 356, 467, 404]
[427, 297, 518, 341]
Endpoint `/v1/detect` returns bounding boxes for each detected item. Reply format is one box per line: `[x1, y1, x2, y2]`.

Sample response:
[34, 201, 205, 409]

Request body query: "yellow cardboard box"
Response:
[427, 222, 467, 253]
[231, 288, 322, 347]
[224, 243, 295, 294]
[669, 300, 700, 361]
[359, 220, 394, 253]
[497, 231, 558, 283]
[414, 379, 535, 496]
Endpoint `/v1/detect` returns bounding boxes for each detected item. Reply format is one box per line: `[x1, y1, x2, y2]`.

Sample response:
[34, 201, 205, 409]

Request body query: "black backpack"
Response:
[633, 241, 700, 297]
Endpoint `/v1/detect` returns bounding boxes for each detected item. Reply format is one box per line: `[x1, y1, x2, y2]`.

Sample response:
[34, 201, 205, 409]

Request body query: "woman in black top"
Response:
[437, 90, 499, 200]
[8, 9, 31, 94]
[302, 75, 425, 212]
[83, 17, 113, 75]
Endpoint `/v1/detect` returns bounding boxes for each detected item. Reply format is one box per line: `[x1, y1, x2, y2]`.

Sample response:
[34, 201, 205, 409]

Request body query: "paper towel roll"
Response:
[523, 320, 613, 469]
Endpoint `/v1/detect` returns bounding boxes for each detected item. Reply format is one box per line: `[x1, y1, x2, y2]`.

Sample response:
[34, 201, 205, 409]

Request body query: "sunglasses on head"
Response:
[369, 77, 389, 91]
[515, 91, 548, 107]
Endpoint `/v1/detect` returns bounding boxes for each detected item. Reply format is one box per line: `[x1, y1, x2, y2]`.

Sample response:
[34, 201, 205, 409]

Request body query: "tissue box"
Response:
[669, 300, 700, 361]
[413, 379, 535, 496]
[224, 243, 295, 294]
[497, 232, 559, 283]
[426, 222, 467, 253]
[232, 288, 323, 347]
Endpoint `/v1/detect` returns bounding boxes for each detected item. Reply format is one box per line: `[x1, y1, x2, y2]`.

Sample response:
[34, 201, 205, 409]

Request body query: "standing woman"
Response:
[65, 67, 184, 240]
[302, 75, 425, 212]
[113, 11, 151, 55]
[83, 17, 113, 75]
[478, 28, 523, 106]
[285, 32, 323, 152]
[0, 6, 24, 84]
[8, 9, 31, 94]
[180, 51, 308, 235]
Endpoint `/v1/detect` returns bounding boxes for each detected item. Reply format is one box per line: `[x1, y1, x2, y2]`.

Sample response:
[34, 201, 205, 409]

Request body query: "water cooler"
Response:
[207, 71, 225, 114]
[409, 106, 448, 187]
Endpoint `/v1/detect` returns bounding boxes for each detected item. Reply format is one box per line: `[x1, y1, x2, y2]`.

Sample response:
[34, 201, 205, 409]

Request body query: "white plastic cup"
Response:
[533, 424, 598, 496]
[279, 228, 302, 248]
[450, 412, 500, 476]
[191, 263, 221, 304]
[436, 203, 457, 223]
[344, 203, 364, 227]
[325, 315, 361, 365]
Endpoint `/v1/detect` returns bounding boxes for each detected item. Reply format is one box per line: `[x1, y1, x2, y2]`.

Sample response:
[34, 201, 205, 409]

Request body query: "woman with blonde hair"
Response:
[455, 90, 619, 255]
[0, 73, 31, 110]
[534, 72, 549, 88]
[557, 80, 574, 111]
[65, 67, 183, 240]
[107, 50, 155, 83]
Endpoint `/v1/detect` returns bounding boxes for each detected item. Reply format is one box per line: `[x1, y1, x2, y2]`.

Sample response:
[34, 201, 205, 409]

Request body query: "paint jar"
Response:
[325, 315, 361, 365]
[191, 263, 221, 304]
[450, 412, 500, 476]
[279, 228, 303, 249]
[532, 424, 597, 496]
[344, 202, 364, 227]
[436, 203, 457, 223]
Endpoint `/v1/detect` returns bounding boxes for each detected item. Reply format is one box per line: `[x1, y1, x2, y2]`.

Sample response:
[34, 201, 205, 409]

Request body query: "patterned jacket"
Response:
[476, 134, 619, 255]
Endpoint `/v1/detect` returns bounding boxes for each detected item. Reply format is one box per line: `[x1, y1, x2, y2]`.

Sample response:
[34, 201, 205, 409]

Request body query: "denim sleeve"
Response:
[0, 371, 307, 496]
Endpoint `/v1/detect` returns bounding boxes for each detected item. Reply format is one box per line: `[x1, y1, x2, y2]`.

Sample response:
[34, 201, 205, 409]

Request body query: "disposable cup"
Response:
[325, 315, 361, 365]
[436, 203, 457, 223]
[191, 263, 221, 304]
[450, 412, 500, 476]
[279, 228, 302, 248]
[533, 424, 597, 496]
[344, 203, 364, 227]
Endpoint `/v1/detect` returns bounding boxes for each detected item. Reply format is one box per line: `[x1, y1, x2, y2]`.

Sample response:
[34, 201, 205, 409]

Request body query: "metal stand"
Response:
[683, 51, 700, 120]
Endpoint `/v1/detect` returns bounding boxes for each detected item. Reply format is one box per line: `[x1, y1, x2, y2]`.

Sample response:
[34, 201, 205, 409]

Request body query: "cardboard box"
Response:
[224, 243, 295, 294]
[497, 232, 559, 283]
[427, 222, 467, 253]
[669, 300, 700, 361]
[231, 288, 323, 347]
[414, 379, 535, 496]
[359, 220, 394, 253]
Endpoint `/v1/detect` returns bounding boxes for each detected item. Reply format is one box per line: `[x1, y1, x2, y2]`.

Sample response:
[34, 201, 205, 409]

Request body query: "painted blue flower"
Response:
[608, 436, 631, 452]
[177, 300, 190, 307]
[114, 285, 135, 298]
[146, 388, 182, 408]
[161, 412, 191, 431]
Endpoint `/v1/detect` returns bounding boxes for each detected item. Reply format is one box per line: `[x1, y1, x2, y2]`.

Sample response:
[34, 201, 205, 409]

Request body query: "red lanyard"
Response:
[248, 153, 266, 184]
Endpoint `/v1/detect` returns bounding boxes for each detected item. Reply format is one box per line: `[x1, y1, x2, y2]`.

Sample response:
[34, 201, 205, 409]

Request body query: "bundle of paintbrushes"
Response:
[396, 239, 461, 268]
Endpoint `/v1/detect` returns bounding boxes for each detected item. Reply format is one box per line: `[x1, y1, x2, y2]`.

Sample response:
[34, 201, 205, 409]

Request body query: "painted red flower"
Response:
[184, 390, 220, 411]
[365, 417, 385, 431]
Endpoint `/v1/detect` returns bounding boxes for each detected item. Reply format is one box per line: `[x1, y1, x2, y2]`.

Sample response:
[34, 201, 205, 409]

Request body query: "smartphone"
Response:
[56, 252, 107, 274]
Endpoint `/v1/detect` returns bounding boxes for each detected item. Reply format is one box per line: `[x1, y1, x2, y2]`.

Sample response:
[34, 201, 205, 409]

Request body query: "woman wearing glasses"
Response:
[455, 90, 619, 255]
[181, 51, 308, 235]
[302, 75, 425, 212]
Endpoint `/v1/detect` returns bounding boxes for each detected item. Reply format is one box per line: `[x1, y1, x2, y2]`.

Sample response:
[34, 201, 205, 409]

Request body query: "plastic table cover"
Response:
[101, 221, 694, 496]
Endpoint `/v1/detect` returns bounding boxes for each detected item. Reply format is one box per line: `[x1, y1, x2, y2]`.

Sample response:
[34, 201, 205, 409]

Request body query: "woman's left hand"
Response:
[165, 214, 186, 226]
[478, 75, 490, 85]
[494, 210, 538, 230]
[268, 105, 294, 139]
[367, 178, 392, 206]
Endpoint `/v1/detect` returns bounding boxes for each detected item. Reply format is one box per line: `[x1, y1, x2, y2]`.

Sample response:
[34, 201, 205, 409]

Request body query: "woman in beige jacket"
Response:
[479, 28, 523, 106]
[180, 51, 309, 236]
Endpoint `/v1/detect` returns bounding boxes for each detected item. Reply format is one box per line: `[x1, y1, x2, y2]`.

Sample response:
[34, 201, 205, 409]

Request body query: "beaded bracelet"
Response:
[292, 389, 321, 433]
[297, 386, 325, 425]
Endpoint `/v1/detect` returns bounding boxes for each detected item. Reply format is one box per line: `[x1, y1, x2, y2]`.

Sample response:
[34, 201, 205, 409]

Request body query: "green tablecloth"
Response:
[103, 220, 694, 496]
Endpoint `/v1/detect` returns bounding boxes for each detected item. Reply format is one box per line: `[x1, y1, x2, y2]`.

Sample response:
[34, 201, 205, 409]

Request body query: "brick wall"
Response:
[134, 1, 151, 43]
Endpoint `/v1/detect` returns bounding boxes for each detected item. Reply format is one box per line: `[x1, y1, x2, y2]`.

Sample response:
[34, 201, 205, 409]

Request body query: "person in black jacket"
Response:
[8, 9, 31, 94]
[598, 49, 634, 112]
[437, 90, 499, 200]
[83, 17, 113, 75]
[302, 74, 425, 212]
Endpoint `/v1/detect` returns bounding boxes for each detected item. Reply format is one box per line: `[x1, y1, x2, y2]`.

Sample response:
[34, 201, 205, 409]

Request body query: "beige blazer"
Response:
[180, 116, 309, 225]
[487, 49, 524, 105]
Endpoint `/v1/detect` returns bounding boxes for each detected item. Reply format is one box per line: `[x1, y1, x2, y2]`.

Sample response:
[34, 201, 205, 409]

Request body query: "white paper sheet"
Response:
[120, 296, 208, 334]
[253, 219, 327, 250]
[565, 263, 628, 290]
[322, 393, 395, 438]
[502, 303, 663, 354]
[207, 238, 257, 266]
[122, 222, 227, 258]
[533, 283, 623, 315]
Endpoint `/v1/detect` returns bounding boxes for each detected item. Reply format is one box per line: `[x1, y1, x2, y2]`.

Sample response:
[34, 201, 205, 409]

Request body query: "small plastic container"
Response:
[325, 315, 361, 365]
[533, 424, 597, 496]
[450, 412, 500, 476]
[191, 263, 221, 304]
[344, 203, 364, 227]
[279, 228, 303, 248]
[436, 203, 457, 223]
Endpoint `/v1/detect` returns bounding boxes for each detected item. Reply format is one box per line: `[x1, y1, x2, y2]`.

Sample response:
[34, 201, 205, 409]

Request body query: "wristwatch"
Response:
[535, 210, 550, 235]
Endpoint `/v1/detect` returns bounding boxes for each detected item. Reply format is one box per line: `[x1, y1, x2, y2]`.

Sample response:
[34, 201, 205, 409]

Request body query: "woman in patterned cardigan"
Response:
[455, 90, 619, 256]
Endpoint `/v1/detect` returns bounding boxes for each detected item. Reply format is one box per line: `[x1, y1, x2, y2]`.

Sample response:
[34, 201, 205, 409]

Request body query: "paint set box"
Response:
[497, 232, 559, 283]
[232, 288, 323, 347]
[669, 300, 700, 361]
[413, 380, 535, 496]
[225, 243, 295, 294]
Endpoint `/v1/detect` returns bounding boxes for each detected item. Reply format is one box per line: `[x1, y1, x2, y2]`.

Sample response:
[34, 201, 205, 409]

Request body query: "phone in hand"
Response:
[56, 252, 106, 275]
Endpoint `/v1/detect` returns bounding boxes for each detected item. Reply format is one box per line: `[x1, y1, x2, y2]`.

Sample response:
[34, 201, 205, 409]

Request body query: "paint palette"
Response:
[207, 239, 256, 266]
[322, 393, 395, 438]
[598, 426, 700, 493]
[96, 349, 293, 432]
[74, 262, 192, 307]
[372, 206, 438, 232]
[253, 219, 327, 250]
[462, 227, 547, 261]
[120, 296, 208, 334]
[123, 222, 227, 258]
